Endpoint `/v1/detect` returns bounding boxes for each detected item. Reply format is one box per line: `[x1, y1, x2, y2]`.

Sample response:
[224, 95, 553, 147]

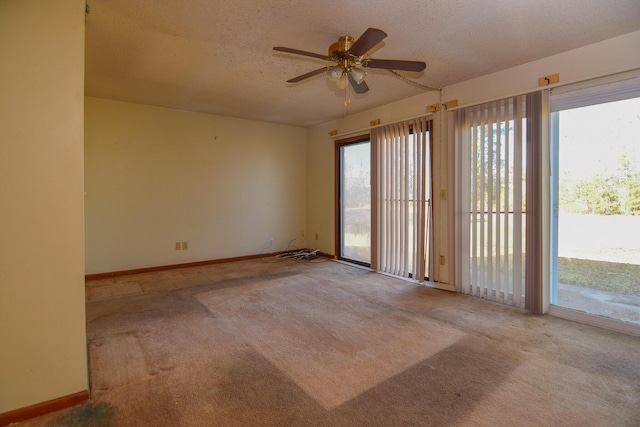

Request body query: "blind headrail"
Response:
[330, 112, 434, 139]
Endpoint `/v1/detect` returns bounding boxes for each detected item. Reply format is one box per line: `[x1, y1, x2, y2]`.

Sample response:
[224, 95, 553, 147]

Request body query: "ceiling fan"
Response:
[273, 28, 426, 95]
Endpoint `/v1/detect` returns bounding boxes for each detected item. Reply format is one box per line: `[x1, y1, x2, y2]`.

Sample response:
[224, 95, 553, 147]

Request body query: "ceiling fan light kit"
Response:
[273, 27, 426, 99]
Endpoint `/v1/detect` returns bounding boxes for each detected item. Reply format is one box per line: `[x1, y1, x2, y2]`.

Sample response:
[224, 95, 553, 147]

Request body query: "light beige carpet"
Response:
[15, 258, 640, 426]
[196, 274, 465, 410]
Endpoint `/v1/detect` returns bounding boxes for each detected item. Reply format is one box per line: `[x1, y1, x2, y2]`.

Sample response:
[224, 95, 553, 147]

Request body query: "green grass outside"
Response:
[558, 257, 640, 296]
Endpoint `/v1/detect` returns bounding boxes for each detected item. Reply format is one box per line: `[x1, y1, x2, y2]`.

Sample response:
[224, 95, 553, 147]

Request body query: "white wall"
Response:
[306, 30, 640, 285]
[85, 98, 307, 274]
[0, 0, 88, 413]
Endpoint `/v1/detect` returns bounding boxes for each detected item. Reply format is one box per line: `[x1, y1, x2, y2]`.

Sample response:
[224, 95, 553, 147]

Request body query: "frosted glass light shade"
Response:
[351, 68, 366, 84]
[336, 74, 348, 89]
[329, 66, 343, 80]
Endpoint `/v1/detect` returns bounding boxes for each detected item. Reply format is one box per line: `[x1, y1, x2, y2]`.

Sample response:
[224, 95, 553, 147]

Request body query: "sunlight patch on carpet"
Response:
[196, 274, 465, 409]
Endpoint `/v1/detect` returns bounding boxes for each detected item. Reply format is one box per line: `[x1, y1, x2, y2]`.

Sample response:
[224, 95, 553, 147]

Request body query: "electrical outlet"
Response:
[182, 241, 188, 250]
[175, 242, 181, 251]
[269, 237, 274, 244]
[301, 231, 305, 238]
[440, 189, 447, 200]
[439, 255, 446, 266]
[315, 232, 318, 240]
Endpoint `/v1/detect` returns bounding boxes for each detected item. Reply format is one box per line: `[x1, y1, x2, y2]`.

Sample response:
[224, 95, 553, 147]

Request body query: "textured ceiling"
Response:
[85, 0, 640, 127]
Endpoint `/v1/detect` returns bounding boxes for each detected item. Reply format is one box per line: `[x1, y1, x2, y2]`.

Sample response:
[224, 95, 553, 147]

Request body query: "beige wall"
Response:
[0, 0, 88, 413]
[85, 98, 307, 274]
[306, 30, 640, 285]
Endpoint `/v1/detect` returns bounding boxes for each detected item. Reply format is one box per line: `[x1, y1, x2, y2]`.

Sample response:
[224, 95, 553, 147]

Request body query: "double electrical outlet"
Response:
[175, 241, 189, 251]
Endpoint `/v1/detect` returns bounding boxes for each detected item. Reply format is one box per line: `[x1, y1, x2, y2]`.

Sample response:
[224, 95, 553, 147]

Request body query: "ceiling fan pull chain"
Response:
[344, 81, 348, 107]
[343, 78, 352, 117]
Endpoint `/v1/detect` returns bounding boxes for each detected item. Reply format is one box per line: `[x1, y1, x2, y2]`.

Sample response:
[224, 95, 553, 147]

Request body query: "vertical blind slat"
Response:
[487, 102, 495, 301]
[459, 110, 471, 293]
[371, 130, 379, 271]
[496, 100, 504, 303]
[404, 123, 410, 276]
[504, 99, 512, 302]
[479, 106, 484, 297]
[513, 96, 524, 308]
[413, 120, 419, 276]
[385, 129, 393, 274]
[393, 129, 399, 275]
[417, 118, 427, 279]
[471, 107, 479, 296]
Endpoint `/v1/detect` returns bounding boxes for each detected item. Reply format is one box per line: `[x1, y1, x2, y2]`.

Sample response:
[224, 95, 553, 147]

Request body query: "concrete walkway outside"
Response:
[556, 283, 640, 326]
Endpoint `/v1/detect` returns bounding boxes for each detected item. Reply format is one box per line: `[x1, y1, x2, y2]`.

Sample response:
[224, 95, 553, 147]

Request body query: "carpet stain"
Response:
[46, 402, 114, 427]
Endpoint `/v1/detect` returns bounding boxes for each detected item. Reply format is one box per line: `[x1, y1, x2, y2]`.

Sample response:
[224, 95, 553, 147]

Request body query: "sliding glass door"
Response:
[336, 118, 432, 281]
[550, 79, 640, 327]
[337, 139, 371, 265]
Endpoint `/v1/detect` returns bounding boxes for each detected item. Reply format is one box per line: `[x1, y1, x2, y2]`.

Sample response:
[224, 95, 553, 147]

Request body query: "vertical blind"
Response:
[452, 93, 542, 310]
[371, 117, 431, 280]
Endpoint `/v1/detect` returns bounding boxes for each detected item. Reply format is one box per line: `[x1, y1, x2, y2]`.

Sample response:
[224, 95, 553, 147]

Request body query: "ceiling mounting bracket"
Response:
[426, 103, 440, 113]
[442, 100, 459, 110]
[538, 73, 560, 87]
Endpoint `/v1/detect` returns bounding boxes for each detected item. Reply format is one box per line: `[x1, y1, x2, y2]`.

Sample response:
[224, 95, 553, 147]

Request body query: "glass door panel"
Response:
[339, 141, 371, 264]
[551, 96, 640, 326]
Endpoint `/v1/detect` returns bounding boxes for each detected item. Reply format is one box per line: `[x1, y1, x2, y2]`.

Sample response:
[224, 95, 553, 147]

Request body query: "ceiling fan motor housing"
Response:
[329, 36, 354, 60]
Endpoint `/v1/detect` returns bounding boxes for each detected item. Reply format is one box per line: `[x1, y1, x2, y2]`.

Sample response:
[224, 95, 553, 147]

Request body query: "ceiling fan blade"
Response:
[348, 28, 387, 57]
[286, 67, 330, 83]
[348, 73, 369, 94]
[365, 58, 426, 72]
[274, 46, 330, 61]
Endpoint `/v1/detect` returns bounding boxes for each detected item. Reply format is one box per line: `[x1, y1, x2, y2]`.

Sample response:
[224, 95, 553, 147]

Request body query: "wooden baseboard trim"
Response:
[85, 251, 294, 281]
[0, 390, 89, 425]
[317, 251, 336, 259]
